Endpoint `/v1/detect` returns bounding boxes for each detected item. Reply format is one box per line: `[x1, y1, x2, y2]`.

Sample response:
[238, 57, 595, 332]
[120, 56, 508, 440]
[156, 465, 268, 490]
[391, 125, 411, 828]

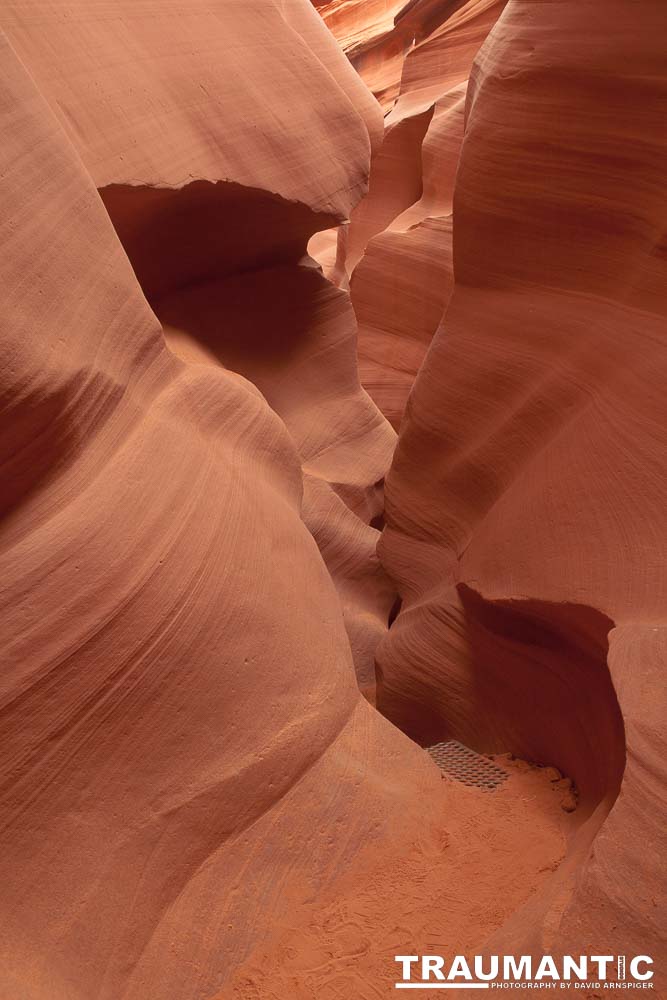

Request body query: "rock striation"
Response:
[313, 0, 507, 427]
[375, 0, 667, 971]
[0, 5, 433, 998]
[0, 0, 665, 997]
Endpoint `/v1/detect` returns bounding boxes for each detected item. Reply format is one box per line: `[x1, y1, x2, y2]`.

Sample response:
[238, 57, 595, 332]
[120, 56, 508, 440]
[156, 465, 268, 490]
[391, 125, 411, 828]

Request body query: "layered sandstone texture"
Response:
[374, 0, 667, 975]
[313, 0, 508, 428]
[0, 0, 665, 999]
[0, 4, 433, 999]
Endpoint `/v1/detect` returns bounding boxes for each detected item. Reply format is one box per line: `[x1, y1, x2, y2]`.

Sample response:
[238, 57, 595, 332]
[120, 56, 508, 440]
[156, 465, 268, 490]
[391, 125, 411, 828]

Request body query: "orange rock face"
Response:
[313, 0, 409, 110]
[0, 6, 423, 998]
[373, 0, 666, 975]
[313, 0, 508, 427]
[1, 0, 665, 997]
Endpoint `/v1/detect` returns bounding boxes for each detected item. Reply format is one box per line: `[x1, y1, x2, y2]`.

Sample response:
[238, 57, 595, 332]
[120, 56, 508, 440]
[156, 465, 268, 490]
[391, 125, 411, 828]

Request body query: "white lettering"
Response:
[395, 956, 419, 981]
[630, 957, 653, 981]
[563, 956, 587, 980]
[394, 953, 654, 986]
[422, 956, 446, 981]
[448, 956, 473, 980]
[504, 956, 532, 980]
[535, 956, 560, 980]
[475, 956, 500, 981]
[591, 956, 614, 979]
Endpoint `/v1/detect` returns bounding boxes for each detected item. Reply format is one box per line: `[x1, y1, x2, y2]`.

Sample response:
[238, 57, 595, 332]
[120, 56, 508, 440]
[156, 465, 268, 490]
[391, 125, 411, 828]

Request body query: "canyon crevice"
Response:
[0, 1, 665, 998]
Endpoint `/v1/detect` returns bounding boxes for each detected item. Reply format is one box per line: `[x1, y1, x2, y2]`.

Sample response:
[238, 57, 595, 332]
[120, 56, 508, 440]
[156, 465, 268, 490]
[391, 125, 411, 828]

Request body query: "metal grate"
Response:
[425, 740, 508, 790]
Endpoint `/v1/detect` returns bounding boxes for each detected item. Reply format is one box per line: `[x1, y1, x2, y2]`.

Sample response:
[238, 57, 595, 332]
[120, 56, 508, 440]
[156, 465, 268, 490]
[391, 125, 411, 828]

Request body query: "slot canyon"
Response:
[0, 1, 665, 998]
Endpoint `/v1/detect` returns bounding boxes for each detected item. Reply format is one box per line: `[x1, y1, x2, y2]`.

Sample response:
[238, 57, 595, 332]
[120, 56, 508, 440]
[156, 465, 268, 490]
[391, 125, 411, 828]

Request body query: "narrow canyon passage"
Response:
[96, 37, 624, 998]
[0, 1, 664, 999]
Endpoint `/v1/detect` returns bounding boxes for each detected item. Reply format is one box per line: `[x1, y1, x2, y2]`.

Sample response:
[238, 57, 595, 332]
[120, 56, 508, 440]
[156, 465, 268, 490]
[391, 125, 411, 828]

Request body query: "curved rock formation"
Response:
[1, 0, 394, 695]
[0, 5, 431, 998]
[1, 0, 665, 996]
[313, 0, 409, 110]
[158, 265, 396, 698]
[377, 0, 667, 968]
[314, 0, 507, 427]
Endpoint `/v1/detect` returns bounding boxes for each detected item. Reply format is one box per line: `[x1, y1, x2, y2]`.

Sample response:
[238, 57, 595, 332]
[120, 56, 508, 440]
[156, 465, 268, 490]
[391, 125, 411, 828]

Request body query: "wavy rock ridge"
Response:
[0, 0, 665, 998]
[0, 6, 432, 998]
[321, 0, 666, 980]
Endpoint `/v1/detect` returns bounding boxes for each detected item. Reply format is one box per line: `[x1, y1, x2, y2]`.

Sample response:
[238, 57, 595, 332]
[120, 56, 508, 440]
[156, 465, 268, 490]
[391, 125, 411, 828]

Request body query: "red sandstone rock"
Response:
[314, 0, 409, 110]
[1, 0, 665, 996]
[377, 0, 667, 972]
[0, 6, 433, 998]
[313, 0, 507, 427]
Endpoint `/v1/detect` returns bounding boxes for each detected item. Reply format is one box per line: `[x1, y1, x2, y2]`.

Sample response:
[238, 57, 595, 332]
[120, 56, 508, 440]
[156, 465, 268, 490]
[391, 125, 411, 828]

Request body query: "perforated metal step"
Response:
[426, 740, 508, 790]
